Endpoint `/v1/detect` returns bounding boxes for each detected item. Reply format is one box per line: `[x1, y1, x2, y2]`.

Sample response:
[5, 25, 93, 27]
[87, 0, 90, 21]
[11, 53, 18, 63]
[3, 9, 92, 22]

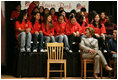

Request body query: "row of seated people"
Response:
[11, 2, 116, 35]
[15, 9, 109, 53]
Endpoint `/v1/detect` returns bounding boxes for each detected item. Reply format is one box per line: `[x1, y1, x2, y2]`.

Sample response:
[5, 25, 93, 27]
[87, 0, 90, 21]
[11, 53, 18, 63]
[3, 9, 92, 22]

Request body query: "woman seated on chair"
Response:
[80, 27, 112, 78]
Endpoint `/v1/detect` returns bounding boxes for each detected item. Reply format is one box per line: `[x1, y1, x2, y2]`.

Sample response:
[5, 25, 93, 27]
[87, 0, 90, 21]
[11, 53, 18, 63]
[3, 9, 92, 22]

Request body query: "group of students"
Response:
[10, 1, 117, 78]
[10, 1, 114, 53]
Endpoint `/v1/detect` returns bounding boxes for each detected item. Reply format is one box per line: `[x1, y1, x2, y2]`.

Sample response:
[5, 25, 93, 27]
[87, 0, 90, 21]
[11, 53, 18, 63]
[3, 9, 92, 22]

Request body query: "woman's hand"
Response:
[95, 34, 100, 37]
[39, 31, 42, 33]
[26, 28, 31, 33]
[73, 32, 77, 37]
[101, 33, 105, 40]
[35, 31, 39, 35]
[76, 31, 80, 37]
[89, 49, 95, 55]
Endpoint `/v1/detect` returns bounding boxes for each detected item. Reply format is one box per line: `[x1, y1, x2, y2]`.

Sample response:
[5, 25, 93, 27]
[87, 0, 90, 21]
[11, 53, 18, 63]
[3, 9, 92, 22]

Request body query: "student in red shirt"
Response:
[27, 7, 39, 21]
[50, 8, 58, 23]
[59, 10, 68, 23]
[90, 14, 106, 51]
[31, 12, 44, 52]
[39, 6, 44, 21]
[77, 15, 89, 36]
[66, 15, 82, 52]
[15, 10, 32, 52]
[28, 1, 40, 17]
[100, 12, 106, 24]
[44, 8, 50, 16]
[10, 4, 21, 20]
[54, 14, 70, 51]
[42, 14, 56, 49]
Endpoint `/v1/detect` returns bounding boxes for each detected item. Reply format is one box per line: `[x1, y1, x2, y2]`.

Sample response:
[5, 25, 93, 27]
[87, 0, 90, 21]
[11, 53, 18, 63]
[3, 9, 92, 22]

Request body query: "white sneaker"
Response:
[33, 49, 37, 52]
[27, 48, 31, 52]
[44, 49, 47, 52]
[40, 49, 44, 52]
[20, 48, 25, 52]
[69, 50, 73, 53]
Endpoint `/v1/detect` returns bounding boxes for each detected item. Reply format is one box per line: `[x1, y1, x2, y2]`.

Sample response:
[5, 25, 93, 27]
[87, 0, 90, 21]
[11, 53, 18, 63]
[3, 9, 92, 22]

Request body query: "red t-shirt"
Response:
[51, 15, 57, 23]
[42, 23, 54, 36]
[31, 21, 42, 34]
[81, 21, 89, 35]
[54, 21, 67, 36]
[90, 24, 106, 35]
[10, 10, 20, 20]
[66, 21, 82, 35]
[101, 19, 106, 24]
[15, 20, 32, 39]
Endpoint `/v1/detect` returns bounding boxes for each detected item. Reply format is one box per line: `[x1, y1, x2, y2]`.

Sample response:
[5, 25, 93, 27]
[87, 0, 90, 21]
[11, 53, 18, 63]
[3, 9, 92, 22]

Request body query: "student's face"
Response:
[94, 15, 100, 22]
[62, 11, 66, 17]
[35, 13, 40, 21]
[45, 9, 49, 14]
[80, 12, 85, 16]
[34, 8, 39, 13]
[113, 30, 117, 38]
[16, 5, 21, 12]
[85, 29, 91, 37]
[23, 13, 28, 20]
[39, 7, 44, 13]
[47, 15, 52, 22]
[58, 16, 64, 23]
[101, 13, 105, 19]
[71, 18, 76, 24]
[51, 9, 55, 15]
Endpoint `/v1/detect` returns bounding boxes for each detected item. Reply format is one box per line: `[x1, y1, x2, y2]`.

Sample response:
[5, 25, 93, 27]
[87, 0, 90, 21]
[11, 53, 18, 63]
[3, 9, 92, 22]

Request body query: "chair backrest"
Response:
[47, 43, 64, 60]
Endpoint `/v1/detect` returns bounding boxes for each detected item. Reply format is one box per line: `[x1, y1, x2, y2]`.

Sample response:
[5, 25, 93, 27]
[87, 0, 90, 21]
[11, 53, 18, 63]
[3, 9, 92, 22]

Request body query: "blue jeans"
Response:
[18, 32, 32, 49]
[44, 36, 55, 48]
[33, 33, 44, 50]
[55, 35, 70, 50]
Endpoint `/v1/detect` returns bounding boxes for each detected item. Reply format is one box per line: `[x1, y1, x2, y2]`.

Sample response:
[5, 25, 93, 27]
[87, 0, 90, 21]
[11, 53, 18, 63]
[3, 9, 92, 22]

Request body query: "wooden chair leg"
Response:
[84, 60, 86, 79]
[60, 63, 63, 77]
[47, 61, 50, 79]
[64, 62, 66, 79]
[100, 64, 102, 79]
[81, 60, 83, 78]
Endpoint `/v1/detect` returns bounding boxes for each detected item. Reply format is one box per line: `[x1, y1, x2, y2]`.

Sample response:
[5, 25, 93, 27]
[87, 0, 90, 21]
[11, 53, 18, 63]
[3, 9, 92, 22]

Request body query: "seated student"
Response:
[10, 4, 21, 20]
[108, 27, 117, 78]
[42, 14, 56, 50]
[77, 15, 89, 36]
[100, 12, 106, 24]
[28, 1, 40, 17]
[44, 8, 50, 16]
[54, 14, 70, 51]
[50, 8, 57, 23]
[80, 27, 112, 79]
[90, 14, 106, 51]
[31, 12, 44, 52]
[59, 10, 68, 23]
[58, 7, 64, 13]
[15, 10, 32, 52]
[66, 15, 82, 53]
[27, 7, 39, 21]
[77, 7, 89, 24]
[39, 6, 44, 22]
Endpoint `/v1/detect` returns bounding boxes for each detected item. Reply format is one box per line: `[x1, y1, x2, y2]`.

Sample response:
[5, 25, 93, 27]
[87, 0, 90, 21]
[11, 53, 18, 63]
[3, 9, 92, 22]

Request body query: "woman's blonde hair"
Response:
[86, 27, 95, 36]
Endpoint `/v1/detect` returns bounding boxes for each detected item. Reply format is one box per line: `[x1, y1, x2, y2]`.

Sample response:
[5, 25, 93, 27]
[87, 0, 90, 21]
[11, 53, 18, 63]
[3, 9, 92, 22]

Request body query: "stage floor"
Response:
[1, 74, 114, 79]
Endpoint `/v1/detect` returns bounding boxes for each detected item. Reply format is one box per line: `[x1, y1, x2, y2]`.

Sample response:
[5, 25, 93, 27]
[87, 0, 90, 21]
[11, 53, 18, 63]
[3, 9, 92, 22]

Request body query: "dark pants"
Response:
[68, 34, 81, 50]
[33, 33, 44, 50]
[93, 36, 106, 51]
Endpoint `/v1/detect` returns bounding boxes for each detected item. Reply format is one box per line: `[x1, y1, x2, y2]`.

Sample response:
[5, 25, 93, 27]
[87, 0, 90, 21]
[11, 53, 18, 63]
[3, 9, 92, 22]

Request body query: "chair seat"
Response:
[47, 59, 66, 63]
[82, 59, 94, 63]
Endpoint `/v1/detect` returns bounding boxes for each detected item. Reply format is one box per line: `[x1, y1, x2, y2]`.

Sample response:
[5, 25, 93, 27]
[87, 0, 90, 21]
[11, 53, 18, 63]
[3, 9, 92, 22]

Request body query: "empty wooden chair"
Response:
[47, 43, 66, 79]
